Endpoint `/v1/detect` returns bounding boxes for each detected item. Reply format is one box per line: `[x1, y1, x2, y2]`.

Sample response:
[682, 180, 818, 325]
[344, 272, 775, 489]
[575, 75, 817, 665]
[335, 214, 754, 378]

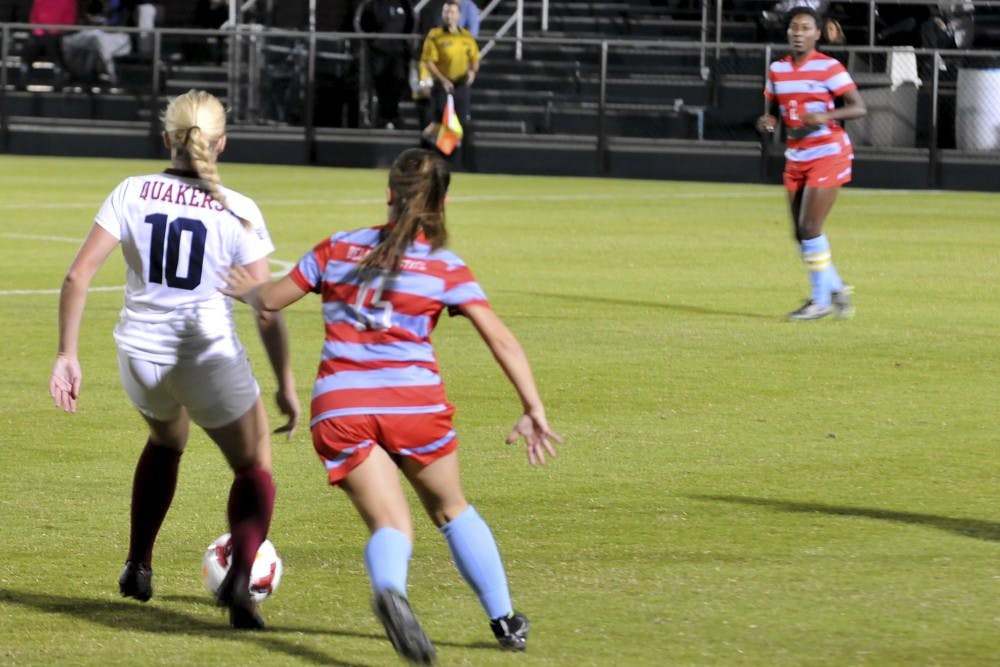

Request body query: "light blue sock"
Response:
[440, 505, 512, 620]
[828, 261, 845, 293]
[800, 235, 834, 306]
[364, 526, 412, 595]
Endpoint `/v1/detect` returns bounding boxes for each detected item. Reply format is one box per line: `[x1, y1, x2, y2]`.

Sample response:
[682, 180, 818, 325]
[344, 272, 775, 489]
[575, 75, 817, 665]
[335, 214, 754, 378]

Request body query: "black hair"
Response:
[785, 6, 822, 29]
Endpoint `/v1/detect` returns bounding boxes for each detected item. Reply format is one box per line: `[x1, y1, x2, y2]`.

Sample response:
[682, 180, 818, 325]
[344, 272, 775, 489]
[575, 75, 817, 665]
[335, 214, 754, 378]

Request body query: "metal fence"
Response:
[1, 21, 999, 172]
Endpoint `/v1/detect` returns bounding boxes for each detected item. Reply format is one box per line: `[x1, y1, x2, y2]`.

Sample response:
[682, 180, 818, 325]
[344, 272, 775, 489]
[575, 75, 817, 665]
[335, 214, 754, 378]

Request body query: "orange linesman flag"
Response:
[436, 93, 464, 156]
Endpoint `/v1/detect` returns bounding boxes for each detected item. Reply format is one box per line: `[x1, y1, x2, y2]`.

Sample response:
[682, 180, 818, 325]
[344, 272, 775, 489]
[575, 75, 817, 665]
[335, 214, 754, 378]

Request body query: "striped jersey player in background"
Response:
[49, 89, 299, 630]
[221, 147, 562, 664]
[757, 5, 867, 320]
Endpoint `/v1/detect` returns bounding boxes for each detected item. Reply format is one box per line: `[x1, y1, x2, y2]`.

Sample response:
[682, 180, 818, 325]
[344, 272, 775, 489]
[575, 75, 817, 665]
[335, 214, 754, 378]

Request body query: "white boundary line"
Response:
[2, 285, 125, 296]
[0, 186, 945, 297]
[0, 188, 939, 213]
[3, 232, 84, 243]
[0, 232, 293, 296]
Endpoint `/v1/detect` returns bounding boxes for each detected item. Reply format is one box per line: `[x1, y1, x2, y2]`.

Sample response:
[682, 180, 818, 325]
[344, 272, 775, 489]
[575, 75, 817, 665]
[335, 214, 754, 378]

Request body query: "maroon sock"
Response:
[127, 440, 182, 567]
[227, 468, 276, 580]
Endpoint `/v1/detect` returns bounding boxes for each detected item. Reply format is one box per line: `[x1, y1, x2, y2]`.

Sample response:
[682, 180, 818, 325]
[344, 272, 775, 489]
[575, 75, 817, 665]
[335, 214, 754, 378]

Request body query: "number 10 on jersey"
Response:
[144, 214, 207, 290]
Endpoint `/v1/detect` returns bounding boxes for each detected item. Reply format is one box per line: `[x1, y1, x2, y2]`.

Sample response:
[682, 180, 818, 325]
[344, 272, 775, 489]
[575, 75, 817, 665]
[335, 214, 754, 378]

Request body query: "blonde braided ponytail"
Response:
[161, 90, 247, 226]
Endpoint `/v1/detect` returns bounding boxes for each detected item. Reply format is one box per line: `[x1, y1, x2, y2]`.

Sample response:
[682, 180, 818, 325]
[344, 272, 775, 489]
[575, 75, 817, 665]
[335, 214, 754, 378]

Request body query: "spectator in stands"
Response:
[822, 14, 846, 45]
[61, 0, 144, 88]
[357, 0, 417, 129]
[420, 0, 480, 169]
[922, 1, 975, 49]
[756, 5, 867, 320]
[18, 0, 78, 90]
[457, 0, 480, 36]
[820, 11, 847, 64]
[875, 4, 927, 47]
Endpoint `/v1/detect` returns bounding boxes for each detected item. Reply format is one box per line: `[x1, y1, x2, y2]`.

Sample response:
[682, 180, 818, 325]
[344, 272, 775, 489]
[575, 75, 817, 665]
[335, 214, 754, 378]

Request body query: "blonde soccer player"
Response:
[50, 89, 299, 629]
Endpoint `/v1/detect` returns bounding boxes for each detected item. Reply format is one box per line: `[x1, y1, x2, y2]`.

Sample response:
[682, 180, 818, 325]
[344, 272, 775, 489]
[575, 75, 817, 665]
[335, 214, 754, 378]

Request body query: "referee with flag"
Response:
[420, 0, 479, 169]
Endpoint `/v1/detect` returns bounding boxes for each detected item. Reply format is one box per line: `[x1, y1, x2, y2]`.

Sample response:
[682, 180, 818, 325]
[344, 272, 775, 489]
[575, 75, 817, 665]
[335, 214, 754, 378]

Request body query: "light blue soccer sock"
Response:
[364, 526, 412, 595]
[828, 259, 845, 293]
[800, 235, 835, 305]
[440, 505, 513, 620]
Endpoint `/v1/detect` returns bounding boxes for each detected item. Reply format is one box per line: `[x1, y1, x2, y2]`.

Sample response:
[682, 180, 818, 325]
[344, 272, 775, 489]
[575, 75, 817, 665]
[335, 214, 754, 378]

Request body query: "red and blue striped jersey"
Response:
[288, 226, 489, 427]
[765, 50, 857, 162]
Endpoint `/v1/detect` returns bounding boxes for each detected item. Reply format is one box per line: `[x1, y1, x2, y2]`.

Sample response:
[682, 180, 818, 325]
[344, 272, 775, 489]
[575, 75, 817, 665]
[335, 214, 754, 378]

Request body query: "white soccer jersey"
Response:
[94, 170, 274, 364]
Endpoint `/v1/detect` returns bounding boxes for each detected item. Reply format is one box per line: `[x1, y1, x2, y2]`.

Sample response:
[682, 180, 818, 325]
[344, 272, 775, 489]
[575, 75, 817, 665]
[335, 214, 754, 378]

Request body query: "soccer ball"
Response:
[201, 533, 283, 604]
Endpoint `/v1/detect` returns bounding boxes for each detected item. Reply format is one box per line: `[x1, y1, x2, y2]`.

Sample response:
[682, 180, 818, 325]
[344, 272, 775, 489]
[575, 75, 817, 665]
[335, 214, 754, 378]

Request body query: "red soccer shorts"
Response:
[311, 406, 459, 485]
[784, 151, 853, 191]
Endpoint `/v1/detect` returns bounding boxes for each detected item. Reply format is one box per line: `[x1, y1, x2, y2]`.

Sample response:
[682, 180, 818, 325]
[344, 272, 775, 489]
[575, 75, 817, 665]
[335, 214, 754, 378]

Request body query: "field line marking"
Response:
[255, 189, 937, 206]
[1, 285, 124, 296]
[2, 232, 85, 243]
[0, 203, 95, 210]
[0, 251, 294, 296]
[0, 188, 939, 213]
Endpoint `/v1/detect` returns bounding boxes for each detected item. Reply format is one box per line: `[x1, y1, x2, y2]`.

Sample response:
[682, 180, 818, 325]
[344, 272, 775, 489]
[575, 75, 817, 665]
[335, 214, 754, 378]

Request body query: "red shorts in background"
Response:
[784, 151, 853, 191]
[311, 406, 459, 485]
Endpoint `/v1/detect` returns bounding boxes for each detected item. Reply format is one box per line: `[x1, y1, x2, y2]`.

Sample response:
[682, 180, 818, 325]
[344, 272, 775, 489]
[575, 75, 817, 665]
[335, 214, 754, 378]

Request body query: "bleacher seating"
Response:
[432, 0, 763, 141]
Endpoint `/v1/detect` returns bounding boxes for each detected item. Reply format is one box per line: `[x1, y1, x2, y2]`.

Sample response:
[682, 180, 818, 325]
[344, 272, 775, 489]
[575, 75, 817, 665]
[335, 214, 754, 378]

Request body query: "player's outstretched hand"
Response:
[218, 264, 259, 302]
[50, 354, 82, 413]
[506, 410, 562, 467]
[273, 387, 300, 441]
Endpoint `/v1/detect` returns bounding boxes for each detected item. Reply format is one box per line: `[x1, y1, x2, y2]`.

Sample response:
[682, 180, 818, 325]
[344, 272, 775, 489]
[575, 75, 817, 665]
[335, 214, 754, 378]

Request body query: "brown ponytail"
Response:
[360, 148, 451, 272]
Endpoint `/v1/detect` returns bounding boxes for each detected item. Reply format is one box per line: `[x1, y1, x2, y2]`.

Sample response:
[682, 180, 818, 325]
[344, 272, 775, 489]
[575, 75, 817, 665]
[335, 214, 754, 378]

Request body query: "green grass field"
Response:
[1, 154, 997, 666]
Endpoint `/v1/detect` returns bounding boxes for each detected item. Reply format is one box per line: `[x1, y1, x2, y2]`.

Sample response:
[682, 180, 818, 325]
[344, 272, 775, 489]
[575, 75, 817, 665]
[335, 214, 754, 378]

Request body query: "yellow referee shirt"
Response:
[420, 27, 480, 83]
